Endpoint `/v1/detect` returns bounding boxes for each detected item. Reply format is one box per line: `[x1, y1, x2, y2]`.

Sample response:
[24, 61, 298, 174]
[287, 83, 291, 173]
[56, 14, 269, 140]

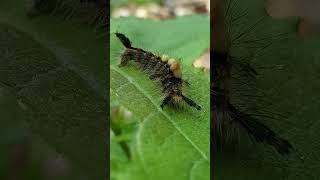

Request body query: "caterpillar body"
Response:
[212, 0, 293, 155]
[115, 33, 201, 111]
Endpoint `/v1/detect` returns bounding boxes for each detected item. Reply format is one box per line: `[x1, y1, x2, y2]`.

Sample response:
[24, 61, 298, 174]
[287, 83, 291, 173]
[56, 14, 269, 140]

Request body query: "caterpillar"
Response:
[115, 32, 201, 111]
[212, 0, 293, 155]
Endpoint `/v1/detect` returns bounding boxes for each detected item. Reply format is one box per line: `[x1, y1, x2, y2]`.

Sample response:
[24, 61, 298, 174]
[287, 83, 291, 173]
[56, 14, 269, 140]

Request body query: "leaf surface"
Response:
[110, 16, 210, 180]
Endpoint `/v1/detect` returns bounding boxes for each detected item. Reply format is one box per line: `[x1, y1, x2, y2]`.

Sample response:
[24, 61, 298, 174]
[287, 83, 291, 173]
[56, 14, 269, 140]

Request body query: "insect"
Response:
[212, 0, 293, 155]
[115, 32, 201, 111]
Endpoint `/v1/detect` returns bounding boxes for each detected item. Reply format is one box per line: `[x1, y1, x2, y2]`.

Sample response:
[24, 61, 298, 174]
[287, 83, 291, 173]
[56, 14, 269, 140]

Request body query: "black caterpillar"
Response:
[115, 33, 201, 111]
[212, 0, 293, 155]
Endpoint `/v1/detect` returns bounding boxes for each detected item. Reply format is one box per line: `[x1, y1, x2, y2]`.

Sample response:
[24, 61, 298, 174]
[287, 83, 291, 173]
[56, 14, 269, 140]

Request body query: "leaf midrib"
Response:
[110, 65, 208, 161]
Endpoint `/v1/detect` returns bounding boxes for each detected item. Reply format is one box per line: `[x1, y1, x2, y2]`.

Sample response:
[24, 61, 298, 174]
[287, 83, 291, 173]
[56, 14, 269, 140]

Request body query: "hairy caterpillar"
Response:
[212, 0, 293, 155]
[115, 32, 201, 111]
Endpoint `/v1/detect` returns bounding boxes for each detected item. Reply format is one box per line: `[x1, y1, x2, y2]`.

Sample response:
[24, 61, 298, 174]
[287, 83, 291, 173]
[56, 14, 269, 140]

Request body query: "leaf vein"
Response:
[110, 65, 208, 161]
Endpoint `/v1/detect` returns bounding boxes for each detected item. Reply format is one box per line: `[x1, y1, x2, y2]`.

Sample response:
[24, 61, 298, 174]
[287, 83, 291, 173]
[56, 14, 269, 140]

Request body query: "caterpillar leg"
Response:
[183, 80, 190, 86]
[149, 74, 162, 80]
[181, 95, 201, 111]
[160, 96, 172, 109]
[118, 54, 131, 67]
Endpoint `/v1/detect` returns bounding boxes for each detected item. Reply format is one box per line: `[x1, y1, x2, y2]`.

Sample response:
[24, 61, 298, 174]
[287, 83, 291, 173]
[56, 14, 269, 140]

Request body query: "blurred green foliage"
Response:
[0, 0, 107, 179]
[214, 0, 320, 179]
[111, 0, 162, 11]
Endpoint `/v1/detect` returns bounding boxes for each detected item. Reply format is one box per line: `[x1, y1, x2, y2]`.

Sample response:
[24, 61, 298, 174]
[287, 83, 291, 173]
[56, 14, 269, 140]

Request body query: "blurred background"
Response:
[111, 0, 209, 19]
[266, 0, 320, 37]
[0, 0, 108, 179]
[3, 0, 320, 180]
[0, 87, 79, 180]
[111, 0, 210, 71]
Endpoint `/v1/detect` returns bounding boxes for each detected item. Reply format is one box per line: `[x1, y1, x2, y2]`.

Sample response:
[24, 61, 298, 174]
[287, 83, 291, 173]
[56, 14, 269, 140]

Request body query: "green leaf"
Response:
[110, 16, 210, 179]
[214, 0, 320, 179]
[0, 1, 107, 179]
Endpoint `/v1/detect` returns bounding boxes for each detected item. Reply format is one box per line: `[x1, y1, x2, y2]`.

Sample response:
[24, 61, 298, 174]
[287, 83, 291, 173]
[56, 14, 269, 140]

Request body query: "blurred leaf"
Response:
[214, 0, 320, 179]
[0, 0, 108, 179]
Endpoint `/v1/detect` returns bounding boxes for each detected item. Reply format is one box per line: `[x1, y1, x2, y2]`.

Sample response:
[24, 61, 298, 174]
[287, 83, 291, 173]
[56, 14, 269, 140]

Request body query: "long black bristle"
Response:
[228, 103, 293, 155]
[115, 32, 132, 48]
[181, 95, 202, 111]
[212, 0, 293, 155]
[212, 49, 293, 155]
